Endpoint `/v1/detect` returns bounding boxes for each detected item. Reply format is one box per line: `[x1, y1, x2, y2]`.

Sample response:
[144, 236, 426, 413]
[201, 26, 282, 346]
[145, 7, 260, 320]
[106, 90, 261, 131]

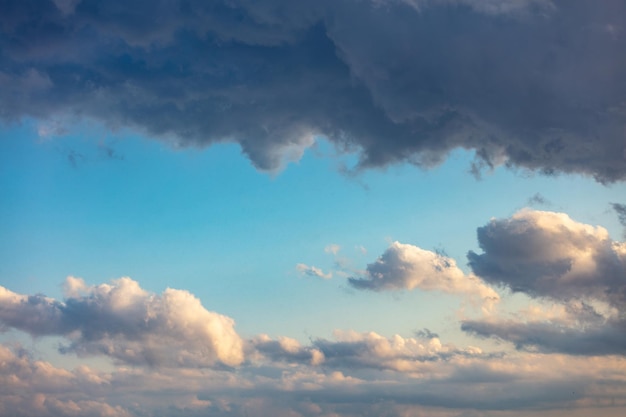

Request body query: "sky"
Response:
[1, 1, 626, 416]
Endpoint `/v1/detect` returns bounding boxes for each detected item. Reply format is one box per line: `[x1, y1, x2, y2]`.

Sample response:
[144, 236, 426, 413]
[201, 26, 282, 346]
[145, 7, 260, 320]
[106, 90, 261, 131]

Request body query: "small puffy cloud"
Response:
[348, 242, 499, 306]
[296, 263, 332, 279]
[324, 244, 341, 255]
[463, 210, 626, 356]
[355, 245, 367, 255]
[0, 277, 244, 368]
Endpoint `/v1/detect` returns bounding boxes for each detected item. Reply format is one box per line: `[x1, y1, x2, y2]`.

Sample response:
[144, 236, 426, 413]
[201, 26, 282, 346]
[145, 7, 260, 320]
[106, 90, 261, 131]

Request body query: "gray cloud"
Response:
[527, 192, 550, 207]
[464, 209, 626, 355]
[1, 0, 626, 179]
[0, 277, 244, 367]
[462, 314, 626, 355]
[467, 210, 626, 306]
[614, 203, 626, 225]
[613, 203, 626, 239]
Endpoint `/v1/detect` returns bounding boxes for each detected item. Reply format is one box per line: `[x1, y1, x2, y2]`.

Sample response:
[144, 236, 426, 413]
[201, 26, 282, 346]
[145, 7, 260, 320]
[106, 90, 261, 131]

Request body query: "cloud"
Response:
[0, 277, 244, 367]
[251, 334, 325, 366]
[310, 330, 487, 373]
[348, 242, 499, 307]
[0, 344, 132, 417]
[324, 244, 341, 255]
[613, 203, 626, 238]
[4, 315, 626, 416]
[6, 334, 626, 416]
[614, 203, 626, 225]
[252, 330, 486, 373]
[463, 209, 626, 355]
[1, 0, 625, 179]
[296, 263, 332, 279]
[467, 209, 626, 306]
[527, 192, 550, 206]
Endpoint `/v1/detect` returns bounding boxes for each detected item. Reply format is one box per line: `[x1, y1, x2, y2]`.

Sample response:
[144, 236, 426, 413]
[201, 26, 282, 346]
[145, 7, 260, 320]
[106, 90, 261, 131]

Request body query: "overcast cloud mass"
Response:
[1, 0, 626, 178]
[2, 1, 626, 416]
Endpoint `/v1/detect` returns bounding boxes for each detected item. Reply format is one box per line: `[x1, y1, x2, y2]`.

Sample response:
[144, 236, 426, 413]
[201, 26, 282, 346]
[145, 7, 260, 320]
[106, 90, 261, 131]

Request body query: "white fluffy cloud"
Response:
[349, 241, 499, 307]
[0, 277, 244, 368]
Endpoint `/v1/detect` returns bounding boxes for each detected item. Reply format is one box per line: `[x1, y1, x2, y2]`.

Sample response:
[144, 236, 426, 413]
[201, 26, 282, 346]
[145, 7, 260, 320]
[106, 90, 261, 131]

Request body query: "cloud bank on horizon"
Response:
[2, 210, 626, 416]
[1, 0, 626, 179]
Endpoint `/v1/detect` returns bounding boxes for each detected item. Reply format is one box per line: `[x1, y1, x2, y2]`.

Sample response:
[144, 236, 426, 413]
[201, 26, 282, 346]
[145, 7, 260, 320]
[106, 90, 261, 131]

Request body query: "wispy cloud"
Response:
[296, 263, 333, 279]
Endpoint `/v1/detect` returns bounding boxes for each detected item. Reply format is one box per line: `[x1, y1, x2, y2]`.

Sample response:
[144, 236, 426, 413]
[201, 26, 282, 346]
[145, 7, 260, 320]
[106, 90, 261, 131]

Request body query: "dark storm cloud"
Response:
[1, 0, 625, 179]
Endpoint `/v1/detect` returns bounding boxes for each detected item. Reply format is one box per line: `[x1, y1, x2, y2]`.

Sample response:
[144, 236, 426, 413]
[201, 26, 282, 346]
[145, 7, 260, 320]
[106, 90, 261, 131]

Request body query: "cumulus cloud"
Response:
[463, 209, 626, 355]
[0, 277, 244, 367]
[467, 209, 626, 306]
[296, 263, 332, 279]
[348, 242, 499, 307]
[1, 0, 625, 179]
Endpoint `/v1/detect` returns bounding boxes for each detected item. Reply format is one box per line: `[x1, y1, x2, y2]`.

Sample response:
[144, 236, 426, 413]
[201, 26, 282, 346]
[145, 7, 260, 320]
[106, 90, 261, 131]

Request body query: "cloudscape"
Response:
[1, 1, 626, 416]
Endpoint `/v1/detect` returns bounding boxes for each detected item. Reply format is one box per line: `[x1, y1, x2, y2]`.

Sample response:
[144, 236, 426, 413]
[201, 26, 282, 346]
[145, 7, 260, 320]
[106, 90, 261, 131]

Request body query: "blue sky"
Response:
[2, 1, 626, 417]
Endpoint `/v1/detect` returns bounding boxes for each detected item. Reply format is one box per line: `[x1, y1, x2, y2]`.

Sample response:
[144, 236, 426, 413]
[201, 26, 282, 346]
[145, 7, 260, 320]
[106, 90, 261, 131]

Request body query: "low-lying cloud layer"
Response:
[2, 0, 626, 179]
[3, 330, 626, 417]
[2, 205, 626, 417]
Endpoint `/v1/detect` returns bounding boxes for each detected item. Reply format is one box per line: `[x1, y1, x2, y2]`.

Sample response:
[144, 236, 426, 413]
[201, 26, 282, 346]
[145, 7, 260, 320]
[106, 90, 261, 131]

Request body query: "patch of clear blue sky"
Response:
[1, 119, 625, 343]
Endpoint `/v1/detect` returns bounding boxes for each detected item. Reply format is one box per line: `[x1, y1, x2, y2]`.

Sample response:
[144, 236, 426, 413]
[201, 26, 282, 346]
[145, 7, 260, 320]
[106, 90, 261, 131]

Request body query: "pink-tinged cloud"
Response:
[0, 277, 244, 368]
[349, 241, 499, 308]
